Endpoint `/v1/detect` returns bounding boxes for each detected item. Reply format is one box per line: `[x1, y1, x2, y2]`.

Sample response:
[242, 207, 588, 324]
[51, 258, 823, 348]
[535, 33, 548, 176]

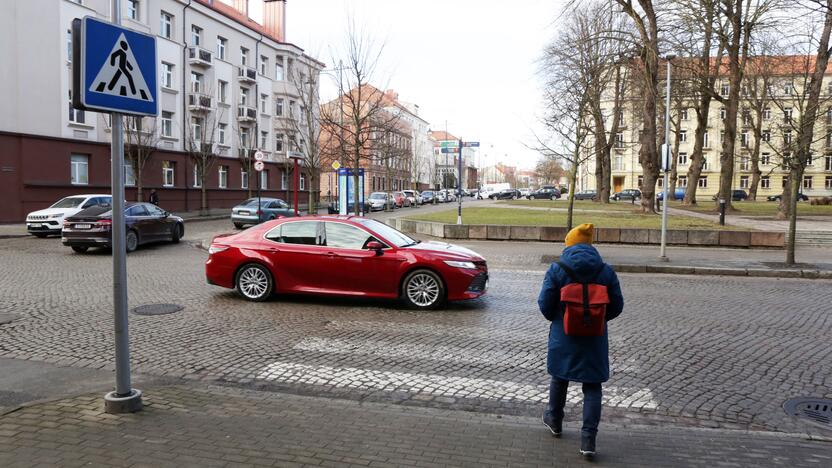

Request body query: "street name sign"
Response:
[73, 16, 158, 116]
[463, 141, 480, 147]
[440, 147, 460, 154]
[440, 140, 459, 148]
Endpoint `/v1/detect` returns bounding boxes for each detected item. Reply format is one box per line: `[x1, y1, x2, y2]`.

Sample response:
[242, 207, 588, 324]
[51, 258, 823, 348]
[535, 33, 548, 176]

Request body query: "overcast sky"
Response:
[243, 0, 565, 170]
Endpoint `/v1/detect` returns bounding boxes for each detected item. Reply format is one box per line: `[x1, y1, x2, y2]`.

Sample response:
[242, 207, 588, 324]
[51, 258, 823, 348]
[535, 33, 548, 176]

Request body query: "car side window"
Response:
[273, 221, 322, 245]
[128, 205, 149, 217]
[81, 198, 97, 209]
[323, 222, 375, 250]
[268, 201, 282, 209]
[147, 205, 166, 216]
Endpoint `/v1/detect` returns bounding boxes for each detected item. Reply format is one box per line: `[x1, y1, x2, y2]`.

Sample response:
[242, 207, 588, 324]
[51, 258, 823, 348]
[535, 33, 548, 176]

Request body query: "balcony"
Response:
[187, 47, 213, 67]
[188, 93, 212, 112]
[237, 66, 257, 83]
[237, 105, 257, 122]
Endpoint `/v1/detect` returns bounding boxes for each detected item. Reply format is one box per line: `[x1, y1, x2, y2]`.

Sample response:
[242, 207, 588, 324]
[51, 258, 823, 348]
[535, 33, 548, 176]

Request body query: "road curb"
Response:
[613, 263, 829, 280]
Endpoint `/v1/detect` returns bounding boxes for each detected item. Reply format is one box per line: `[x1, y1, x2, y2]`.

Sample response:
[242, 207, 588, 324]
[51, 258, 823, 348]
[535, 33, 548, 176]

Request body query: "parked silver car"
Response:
[402, 190, 422, 206]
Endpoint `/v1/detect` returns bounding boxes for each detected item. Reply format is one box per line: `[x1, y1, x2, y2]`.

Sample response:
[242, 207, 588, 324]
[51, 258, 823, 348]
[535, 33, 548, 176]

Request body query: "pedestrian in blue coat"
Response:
[538, 223, 624, 457]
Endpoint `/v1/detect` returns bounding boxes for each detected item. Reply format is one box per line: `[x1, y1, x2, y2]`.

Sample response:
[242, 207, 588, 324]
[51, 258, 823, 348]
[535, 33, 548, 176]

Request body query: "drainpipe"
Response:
[182, 0, 193, 212]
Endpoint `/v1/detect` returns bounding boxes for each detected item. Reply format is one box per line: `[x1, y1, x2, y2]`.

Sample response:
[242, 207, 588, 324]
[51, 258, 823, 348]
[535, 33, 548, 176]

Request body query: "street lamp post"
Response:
[659, 55, 675, 262]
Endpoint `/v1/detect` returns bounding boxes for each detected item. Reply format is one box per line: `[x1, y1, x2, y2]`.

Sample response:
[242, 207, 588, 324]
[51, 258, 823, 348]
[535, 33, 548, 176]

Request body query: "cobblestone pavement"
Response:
[0, 222, 830, 437]
[1, 384, 829, 468]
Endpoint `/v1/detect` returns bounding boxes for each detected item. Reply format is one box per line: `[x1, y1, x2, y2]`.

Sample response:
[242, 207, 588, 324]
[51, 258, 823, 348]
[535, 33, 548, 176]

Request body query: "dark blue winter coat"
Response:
[538, 244, 624, 383]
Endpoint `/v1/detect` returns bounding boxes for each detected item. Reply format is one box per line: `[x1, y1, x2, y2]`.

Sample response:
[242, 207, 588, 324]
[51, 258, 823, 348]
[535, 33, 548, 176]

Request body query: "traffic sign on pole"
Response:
[440, 147, 460, 154]
[254, 151, 265, 162]
[440, 140, 459, 148]
[331, 161, 341, 171]
[254, 160, 265, 172]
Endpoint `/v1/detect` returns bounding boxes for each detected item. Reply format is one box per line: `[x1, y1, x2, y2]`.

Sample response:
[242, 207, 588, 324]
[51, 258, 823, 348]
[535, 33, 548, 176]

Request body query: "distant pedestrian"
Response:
[538, 223, 624, 458]
[148, 189, 159, 206]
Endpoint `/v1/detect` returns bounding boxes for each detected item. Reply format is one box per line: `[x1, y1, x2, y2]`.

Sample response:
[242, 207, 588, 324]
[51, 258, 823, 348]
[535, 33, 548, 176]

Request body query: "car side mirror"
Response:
[367, 241, 383, 254]
[163, 211, 170, 218]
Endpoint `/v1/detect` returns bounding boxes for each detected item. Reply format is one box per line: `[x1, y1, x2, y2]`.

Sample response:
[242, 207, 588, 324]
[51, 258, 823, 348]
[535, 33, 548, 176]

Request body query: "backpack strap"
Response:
[557, 261, 593, 327]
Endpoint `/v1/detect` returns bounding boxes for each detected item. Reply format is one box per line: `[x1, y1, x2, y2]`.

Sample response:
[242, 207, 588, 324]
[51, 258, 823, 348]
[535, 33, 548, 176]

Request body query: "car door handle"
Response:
[327, 251, 339, 257]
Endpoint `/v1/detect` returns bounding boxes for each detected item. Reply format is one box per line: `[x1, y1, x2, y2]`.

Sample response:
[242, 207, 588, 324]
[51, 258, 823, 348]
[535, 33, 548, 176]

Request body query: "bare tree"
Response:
[536, 158, 566, 185]
[235, 121, 255, 199]
[742, 37, 780, 201]
[123, 115, 160, 202]
[288, 67, 323, 214]
[185, 104, 225, 215]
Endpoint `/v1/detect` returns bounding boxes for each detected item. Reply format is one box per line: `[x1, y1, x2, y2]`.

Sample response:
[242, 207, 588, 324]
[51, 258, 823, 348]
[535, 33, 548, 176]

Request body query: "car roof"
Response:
[63, 194, 112, 198]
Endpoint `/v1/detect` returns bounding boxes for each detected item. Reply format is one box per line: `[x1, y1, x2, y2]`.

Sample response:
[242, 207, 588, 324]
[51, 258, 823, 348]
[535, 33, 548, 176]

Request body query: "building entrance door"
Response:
[613, 176, 625, 193]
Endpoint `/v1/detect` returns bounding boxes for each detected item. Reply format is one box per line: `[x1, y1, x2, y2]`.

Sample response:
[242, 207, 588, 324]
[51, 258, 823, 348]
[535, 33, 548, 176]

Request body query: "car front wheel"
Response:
[236, 263, 274, 302]
[126, 230, 138, 253]
[171, 224, 183, 243]
[71, 246, 88, 254]
[402, 269, 445, 310]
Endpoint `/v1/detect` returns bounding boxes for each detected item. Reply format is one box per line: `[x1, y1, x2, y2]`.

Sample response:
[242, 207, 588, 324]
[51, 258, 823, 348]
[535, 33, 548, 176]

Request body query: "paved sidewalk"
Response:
[1, 383, 829, 468]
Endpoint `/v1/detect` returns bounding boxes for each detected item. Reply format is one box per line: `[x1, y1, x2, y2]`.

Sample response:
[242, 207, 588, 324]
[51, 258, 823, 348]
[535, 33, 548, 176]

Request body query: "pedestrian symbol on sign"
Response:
[89, 33, 154, 102]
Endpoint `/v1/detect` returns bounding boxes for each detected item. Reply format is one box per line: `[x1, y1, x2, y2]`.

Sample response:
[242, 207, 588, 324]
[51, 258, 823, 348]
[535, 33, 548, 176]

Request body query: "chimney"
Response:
[263, 0, 287, 42]
[385, 89, 399, 101]
[231, 0, 249, 17]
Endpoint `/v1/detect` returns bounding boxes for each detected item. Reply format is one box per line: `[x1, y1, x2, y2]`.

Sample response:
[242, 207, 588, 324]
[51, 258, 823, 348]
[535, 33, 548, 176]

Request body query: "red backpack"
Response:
[557, 262, 610, 337]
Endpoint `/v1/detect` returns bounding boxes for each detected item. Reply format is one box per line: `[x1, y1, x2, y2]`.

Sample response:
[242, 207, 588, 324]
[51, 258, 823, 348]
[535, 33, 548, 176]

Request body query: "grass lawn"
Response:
[669, 200, 832, 217]
[408, 207, 742, 230]
[498, 199, 637, 212]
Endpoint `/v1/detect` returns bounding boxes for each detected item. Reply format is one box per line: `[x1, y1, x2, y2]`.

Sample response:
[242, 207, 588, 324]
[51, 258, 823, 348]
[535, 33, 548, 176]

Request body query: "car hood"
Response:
[403, 241, 484, 260]
[27, 207, 81, 218]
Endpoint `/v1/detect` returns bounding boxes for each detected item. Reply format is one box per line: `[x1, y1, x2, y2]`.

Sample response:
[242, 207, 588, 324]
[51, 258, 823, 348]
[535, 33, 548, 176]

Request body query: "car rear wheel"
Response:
[171, 223, 183, 243]
[234, 223, 244, 229]
[71, 246, 88, 254]
[236, 264, 273, 302]
[402, 269, 445, 310]
[126, 230, 138, 253]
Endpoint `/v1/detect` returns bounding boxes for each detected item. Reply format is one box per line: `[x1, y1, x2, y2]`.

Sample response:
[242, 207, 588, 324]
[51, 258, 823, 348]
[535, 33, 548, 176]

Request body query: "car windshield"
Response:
[422, 191, 433, 196]
[50, 197, 86, 209]
[369, 193, 386, 200]
[355, 218, 417, 247]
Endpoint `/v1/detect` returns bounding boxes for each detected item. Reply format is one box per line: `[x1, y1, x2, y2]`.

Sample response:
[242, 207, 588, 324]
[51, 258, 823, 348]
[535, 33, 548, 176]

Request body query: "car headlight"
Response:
[208, 245, 229, 254]
[444, 260, 477, 270]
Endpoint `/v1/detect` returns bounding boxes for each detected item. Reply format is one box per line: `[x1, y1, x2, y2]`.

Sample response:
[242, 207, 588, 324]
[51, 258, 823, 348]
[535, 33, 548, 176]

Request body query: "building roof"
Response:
[429, 130, 457, 144]
[662, 54, 832, 78]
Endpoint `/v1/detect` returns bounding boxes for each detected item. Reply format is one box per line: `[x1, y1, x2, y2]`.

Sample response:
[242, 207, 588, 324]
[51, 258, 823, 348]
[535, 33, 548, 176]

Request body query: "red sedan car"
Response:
[205, 216, 487, 309]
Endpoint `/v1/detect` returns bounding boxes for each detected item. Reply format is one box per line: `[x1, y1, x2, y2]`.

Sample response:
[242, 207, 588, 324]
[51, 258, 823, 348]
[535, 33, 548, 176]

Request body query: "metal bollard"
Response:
[719, 198, 726, 225]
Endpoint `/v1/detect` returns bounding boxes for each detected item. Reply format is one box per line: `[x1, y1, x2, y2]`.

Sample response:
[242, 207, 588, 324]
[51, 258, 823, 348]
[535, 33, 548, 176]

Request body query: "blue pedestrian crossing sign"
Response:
[72, 16, 157, 116]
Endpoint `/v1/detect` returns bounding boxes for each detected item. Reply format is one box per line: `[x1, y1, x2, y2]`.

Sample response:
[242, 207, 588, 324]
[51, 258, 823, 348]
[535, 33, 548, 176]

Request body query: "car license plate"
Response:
[74, 223, 92, 229]
[30, 223, 41, 228]
[239, 210, 250, 215]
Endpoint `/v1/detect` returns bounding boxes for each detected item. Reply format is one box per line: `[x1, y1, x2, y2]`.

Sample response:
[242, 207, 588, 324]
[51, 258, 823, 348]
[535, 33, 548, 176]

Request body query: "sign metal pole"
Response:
[659, 58, 672, 262]
[457, 139, 463, 225]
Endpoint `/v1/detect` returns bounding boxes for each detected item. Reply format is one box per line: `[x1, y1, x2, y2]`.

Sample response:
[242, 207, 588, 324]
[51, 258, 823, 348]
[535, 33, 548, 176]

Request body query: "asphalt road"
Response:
[0, 219, 830, 437]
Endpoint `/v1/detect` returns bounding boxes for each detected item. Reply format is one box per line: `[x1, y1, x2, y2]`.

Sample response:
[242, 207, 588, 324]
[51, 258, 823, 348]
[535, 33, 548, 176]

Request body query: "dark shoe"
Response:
[580, 435, 596, 457]
[542, 411, 562, 437]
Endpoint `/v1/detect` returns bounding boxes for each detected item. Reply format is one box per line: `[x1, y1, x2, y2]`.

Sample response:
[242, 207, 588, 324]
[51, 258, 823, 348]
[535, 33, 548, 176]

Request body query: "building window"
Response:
[124, 164, 135, 186]
[784, 82, 794, 95]
[240, 47, 248, 66]
[260, 131, 268, 149]
[720, 83, 729, 96]
[740, 157, 749, 171]
[762, 130, 771, 142]
[241, 170, 249, 189]
[218, 123, 227, 145]
[275, 57, 284, 80]
[161, 111, 173, 137]
[741, 131, 749, 148]
[657, 177, 663, 188]
[217, 36, 226, 60]
[288, 134, 297, 151]
[784, 107, 793, 123]
[193, 165, 201, 188]
[740, 176, 749, 189]
[807, 154, 814, 166]
[260, 170, 269, 189]
[127, 0, 138, 20]
[615, 132, 624, 148]
[826, 176, 832, 190]
[240, 127, 250, 148]
[191, 25, 201, 46]
[742, 110, 751, 126]
[680, 108, 688, 121]
[703, 156, 709, 170]
[300, 173, 306, 190]
[720, 107, 726, 120]
[70, 154, 89, 185]
[260, 94, 268, 113]
[288, 100, 296, 118]
[68, 90, 85, 124]
[803, 176, 813, 190]
[703, 131, 710, 148]
[698, 177, 708, 188]
[678, 176, 688, 188]
[191, 116, 203, 142]
[782, 176, 789, 188]
[679, 130, 687, 142]
[275, 98, 284, 116]
[678, 152, 688, 165]
[190, 71, 202, 93]
[784, 131, 792, 145]
[218, 80, 228, 104]
[275, 133, 284, 152]
[825, 155, 832, 171]
[761, 176, 770, 189]
[281, 171, 288, 189]
[162, 161, 175, 187]
[160, 11, 172, 39]
[260, 55, 268, 75]
[240, 87, 248, 106]
[761, 153, 770, 165]
[161, 62, 173, 88]
[763, 107, 771, 120]
[219, 166, 228, 189]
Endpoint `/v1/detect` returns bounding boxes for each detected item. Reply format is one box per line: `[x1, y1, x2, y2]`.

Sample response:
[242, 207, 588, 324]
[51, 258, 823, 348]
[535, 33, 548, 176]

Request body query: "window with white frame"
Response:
[761, 176, 770, 189]
[679, 130, 687, 142]
[703, 131, 710, 148]
[161, 62, 173, 88]
[618, 109, 626, 125]
[763, 107, 771, 120]
[289, 100, 296, 118]
[190, 71, 202, 93]
[782, 153, 792, 169]
[241, 169, 249, 189]
[161, 111, 173, 137]
[260, 55, 268, 75]
[162, 161, 175, 187]
[784, 131, 792, 145]
[803, 176, 813, 190]
[68, 90, 85, 124]
[742, 110, 751, 125]
[260, 170, 269, 189]
[680, 108, 688, 121]
[240, 127, 250, 148]
[218, 123, 227, 145]
[784, 107, 793, 123]
[124, 163, 135, 186]
[740, 175, 749, 189]
[191, 25, 201, 46]
[275, 133, 284, 152]
[762, 130, 771, 142]
[698, 176, 708, 188]
[807, 154, 814, 166]
[260, 131, 268, 149]
[637, 175, 644, 188]
[191, 116, 203, 142]
[300, 173, 305, 190]
[784, 82, 794, 95]
[678, 152, 688, 165]
[741, 131, 749, 148]
[260, 94, 268, 113]
[782, 176, 789, 188]
[240, 87, 249, 106]
[281, 171, 287, 189]
[160, 11, 172, 39]
[761, 153, 771, 165]
[217, 80, 227, 104]
[275, 57, 284, 80]
[678, 176, 688, 187]
[720, 107, 726, 120]
[275, 98, 284, 116]
[288, 134, 297, 151]
[218, 166, 228, 189]
[240, 47, 248, 66]
[71, 154, 88, 185]
[127, 0, 138, 20]
[612, 155, 624, 171]
[826, 155, 832, 171]
[193, 165, 201, 188]
[826, 176, 832, 189]
[720, 83, 729, 96]
[615, 132, 624, 148]
[216, 36, 226, 60]
[67, 29, 72, 62]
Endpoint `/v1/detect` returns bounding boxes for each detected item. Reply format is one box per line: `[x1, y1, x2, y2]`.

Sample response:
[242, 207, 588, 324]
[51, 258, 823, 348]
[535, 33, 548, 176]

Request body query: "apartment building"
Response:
[583, 56, 832, 200]
[428, 130, 477, 191]
[0, 0, 324, 222]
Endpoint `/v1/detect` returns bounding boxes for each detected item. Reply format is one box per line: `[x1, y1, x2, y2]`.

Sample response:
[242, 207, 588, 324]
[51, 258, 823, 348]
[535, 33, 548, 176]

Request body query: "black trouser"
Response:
[547, 377, 602, 436]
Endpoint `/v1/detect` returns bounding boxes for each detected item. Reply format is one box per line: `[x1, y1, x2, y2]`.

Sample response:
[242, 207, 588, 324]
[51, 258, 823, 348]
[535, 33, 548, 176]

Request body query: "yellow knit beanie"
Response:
[564, 223, 594, 247]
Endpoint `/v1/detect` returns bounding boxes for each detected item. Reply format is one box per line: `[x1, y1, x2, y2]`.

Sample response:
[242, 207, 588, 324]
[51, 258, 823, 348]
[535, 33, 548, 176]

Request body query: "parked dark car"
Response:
[327, 200, 372, 214]
[528, 187, 562, 200]
[656, 187, 687, 201]
[767, 193, 809, 202]
[611, 189, 642, 201]
[492, 189, 522, 200]
[573, 190, 597, 201]
[712, 190, 748, 202]
[232, 198, 295, 228]
[421, 190, 437, 203]
[62, 202, 184, 253]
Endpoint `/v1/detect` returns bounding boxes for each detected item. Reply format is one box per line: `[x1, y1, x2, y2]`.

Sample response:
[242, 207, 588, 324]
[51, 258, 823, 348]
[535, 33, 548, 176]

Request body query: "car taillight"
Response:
[208, 245, 229, 255]
[256, 210, 262, 215]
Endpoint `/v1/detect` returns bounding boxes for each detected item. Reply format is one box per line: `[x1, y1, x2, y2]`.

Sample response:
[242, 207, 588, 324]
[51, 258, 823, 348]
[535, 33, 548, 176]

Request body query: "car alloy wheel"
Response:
[172, 224, 183, 243]
[126, 230, 138, 253]
[236, 264, 273, 302]
[403, 270, 444, 309]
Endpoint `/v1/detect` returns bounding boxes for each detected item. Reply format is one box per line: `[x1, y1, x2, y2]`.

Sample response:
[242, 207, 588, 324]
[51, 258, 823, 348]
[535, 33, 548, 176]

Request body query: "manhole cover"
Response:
[0, 314, 20, 325]
[784, 397, 832, 430]
[131, 303, 183, 316]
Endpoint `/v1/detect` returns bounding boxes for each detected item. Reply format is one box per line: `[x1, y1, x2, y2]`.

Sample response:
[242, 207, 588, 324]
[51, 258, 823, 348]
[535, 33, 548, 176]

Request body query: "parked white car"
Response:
[402, 189, 422, 206]
[26, 194, 112, 237]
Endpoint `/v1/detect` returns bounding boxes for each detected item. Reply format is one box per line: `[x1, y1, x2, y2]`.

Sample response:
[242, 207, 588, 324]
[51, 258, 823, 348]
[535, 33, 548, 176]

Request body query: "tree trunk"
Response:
[566, 156, 580, 232]
[201, 184, 208, 216]
[785, 166, 802, 264]
[684, 100, 711, 205]
[748, 131, 762, 201]
[669, 121, 681, 200]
